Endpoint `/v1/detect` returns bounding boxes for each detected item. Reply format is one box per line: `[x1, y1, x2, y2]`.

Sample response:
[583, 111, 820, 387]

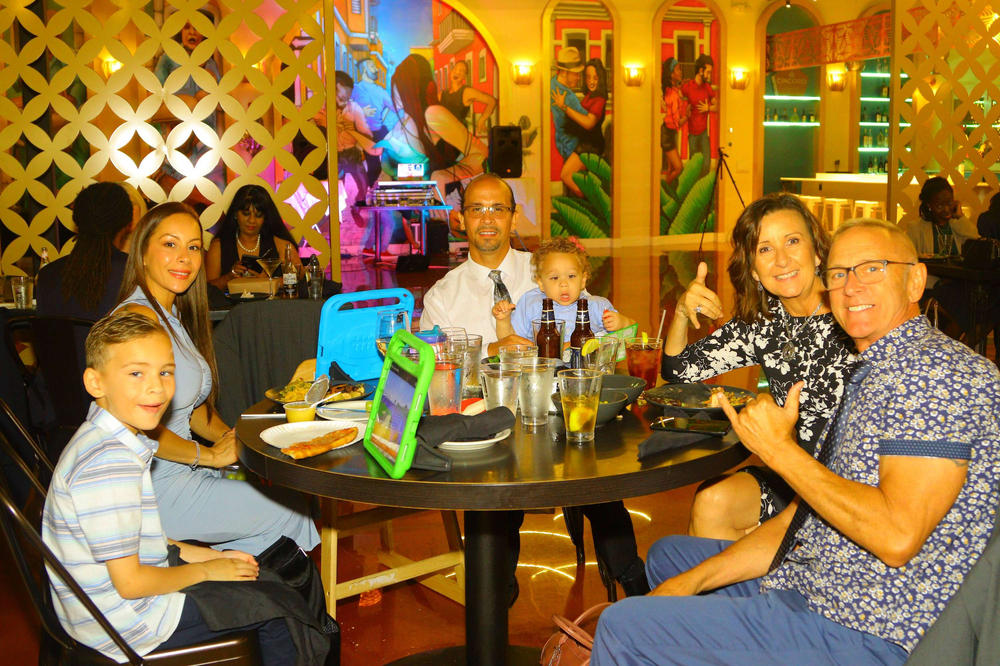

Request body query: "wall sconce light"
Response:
[511, 63, 535, 86]
[827, 70, 847, 92]
[623, 65, 645, 87]
[102, 57, 123, 78]
[729, 69, 749, 90]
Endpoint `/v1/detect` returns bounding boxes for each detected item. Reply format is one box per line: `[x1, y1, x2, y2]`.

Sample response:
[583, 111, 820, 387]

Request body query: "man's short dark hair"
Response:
[460, 173, 516, 211]
[695, 54, 714, 76]
[86, 310, 168, 371]
[334, 71, 354, 90]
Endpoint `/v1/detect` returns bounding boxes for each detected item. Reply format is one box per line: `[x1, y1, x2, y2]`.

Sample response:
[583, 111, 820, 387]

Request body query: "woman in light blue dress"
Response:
[116, 202, 319, 556]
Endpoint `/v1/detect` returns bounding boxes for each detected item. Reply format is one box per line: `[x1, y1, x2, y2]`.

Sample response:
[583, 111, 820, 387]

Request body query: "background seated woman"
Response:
[205, 184, 302, 292]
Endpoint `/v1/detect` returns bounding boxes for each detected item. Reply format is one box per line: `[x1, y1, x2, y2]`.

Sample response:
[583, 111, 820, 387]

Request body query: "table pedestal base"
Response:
[384, 645, 539, 666]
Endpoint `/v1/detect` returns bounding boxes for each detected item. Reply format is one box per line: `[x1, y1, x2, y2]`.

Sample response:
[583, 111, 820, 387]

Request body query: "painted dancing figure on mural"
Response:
[681, 54, 717, 178]
[351, 58, 399, 189]
[661, 57, 689, 188]
[549, 47, 590, 196]
[557, 58, 609, 198]
[438, 60, 498, 137]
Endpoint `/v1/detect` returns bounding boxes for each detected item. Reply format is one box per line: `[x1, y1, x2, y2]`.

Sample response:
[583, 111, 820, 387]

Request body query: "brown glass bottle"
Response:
[569, 299, 595, 369]
[535, 298, 562, 359]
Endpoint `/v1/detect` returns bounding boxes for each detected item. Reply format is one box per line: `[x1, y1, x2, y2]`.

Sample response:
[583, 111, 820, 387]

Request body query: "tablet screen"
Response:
[370, 363, 418, 463]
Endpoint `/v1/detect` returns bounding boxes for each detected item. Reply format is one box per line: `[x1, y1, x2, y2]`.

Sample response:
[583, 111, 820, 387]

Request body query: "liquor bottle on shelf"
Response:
[772, 108, 778, 122]
[877, 129, 886, 147]
[881, 83, 890, 98]
[569, 299, 595, 369]
[809, 109, 816, 123]
[875, 109, 882, 123]
[780, 108, 788, 122]
[862, 106, 869, 122]
[790, 107, 800, 123]
[765, 106, 770, 121]
[535, 298, 562, 360]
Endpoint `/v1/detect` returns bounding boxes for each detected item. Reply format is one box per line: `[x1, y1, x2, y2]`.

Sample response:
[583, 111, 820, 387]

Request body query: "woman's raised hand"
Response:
[676, 262, 723, 330]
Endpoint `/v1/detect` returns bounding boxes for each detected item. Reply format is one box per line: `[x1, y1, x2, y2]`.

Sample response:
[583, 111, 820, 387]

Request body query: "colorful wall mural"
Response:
[658, 0, 721, 236]
[329, 0, 499, 257]
[549, 0, 614, 240]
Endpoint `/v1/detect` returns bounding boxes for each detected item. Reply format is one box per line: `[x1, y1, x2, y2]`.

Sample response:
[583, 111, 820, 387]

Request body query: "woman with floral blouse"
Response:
[662, 193, 857, 540]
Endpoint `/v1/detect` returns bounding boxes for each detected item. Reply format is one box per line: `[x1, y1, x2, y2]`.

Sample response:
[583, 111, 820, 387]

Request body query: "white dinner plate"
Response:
[439, 429, 511, 452]
[317, 400, 371, 422]
[260, 420, 366, 450]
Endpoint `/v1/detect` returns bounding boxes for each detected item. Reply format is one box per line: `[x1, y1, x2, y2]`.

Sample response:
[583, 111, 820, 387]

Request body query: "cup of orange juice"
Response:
[283, 401, 316, 422]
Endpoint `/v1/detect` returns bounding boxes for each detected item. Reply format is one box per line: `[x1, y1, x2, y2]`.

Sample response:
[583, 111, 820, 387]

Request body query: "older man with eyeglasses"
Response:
[590, 218, 1000, 666]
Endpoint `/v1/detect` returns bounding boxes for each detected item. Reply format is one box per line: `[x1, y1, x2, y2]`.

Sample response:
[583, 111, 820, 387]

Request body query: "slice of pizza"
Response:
[284, 427, 358, 460]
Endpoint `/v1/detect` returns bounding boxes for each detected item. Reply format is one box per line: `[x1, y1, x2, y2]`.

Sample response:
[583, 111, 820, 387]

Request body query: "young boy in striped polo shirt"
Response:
[42, 311, 294, 663]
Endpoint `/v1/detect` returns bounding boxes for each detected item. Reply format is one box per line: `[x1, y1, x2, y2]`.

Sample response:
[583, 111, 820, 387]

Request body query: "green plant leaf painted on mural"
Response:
[660, 215, 672, 235]
[668, 172, 716, 236]
[552, 197, 608, 239]
[704, 211, 716, 233]
[660, 181, 675, 214]
[573, 172, 611, 234]
[580, 153, 612, 189]
[550, 211, 569, 237]
[676, 153, 704, 202]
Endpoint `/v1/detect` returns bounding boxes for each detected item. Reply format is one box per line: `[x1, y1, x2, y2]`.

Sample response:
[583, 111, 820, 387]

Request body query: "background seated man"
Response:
[591, 218, 1000, 666]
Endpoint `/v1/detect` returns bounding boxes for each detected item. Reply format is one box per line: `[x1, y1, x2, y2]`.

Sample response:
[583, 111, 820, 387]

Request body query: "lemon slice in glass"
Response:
[582, 338, 600, 357]
[568, 407, 595, 432]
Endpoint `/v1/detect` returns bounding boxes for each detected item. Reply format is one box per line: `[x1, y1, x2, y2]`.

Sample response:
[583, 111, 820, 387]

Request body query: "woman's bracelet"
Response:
[190, 441, 201, 470]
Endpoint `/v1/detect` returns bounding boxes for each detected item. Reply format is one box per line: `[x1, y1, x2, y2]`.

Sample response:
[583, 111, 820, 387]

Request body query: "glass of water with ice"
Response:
[516, 357, 558, 430]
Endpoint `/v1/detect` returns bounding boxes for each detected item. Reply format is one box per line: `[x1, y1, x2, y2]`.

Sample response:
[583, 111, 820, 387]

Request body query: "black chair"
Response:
[0, 480, 261, 666]
[4, 316, 94, 461]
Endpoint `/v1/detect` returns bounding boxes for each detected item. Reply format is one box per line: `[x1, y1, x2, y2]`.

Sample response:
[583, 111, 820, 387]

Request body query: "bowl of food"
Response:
[552, 389, 629, 426]
[266, 380, 371, 404]
[600, 374, 646, 406]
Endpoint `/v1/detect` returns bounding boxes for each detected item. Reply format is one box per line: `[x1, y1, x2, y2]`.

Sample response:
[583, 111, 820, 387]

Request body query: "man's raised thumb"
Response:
[785, 381, 805, 414]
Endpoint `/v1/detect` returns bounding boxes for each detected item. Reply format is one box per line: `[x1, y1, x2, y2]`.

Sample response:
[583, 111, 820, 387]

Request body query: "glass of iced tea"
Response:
[558, 369, 603, 444]
[625, 337, 663, 392]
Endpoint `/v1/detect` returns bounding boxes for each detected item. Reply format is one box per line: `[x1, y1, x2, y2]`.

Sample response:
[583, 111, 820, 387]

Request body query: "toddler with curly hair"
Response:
[493, 236, 635, 344]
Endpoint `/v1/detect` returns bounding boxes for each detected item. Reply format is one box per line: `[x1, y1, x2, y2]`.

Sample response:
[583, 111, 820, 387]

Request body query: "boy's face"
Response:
[83, 333, 176, 434]
[535, 252, 587, 307]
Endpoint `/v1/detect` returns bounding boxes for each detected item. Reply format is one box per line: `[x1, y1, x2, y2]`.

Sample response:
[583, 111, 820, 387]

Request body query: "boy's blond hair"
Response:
[86, 311, 168, 371]
[531, 236, 590, 281]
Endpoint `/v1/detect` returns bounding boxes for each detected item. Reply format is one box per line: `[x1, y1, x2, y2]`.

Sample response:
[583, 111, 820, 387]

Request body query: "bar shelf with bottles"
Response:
[763, 95, 820, 126]
[857, 58, 892, 174]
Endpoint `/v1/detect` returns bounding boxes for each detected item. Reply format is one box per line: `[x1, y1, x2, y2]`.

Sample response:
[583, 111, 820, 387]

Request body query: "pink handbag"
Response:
[539, 602, 612, 666]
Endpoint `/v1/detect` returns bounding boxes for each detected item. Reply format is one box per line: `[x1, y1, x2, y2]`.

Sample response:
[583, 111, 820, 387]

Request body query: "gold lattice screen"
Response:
[0, 0, 335, 277]
[890, 0, 1000, 225]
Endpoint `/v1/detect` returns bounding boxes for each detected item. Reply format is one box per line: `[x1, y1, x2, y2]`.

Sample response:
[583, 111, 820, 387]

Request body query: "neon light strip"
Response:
[860, 73, 908, 78]
[858, 147, 889, 152]
[763, 122, 821, 127]
[763, 95, 821, 101]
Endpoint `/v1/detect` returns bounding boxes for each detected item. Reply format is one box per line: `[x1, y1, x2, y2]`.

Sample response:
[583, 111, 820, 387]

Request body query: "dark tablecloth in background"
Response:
[212, 299, 327, 426]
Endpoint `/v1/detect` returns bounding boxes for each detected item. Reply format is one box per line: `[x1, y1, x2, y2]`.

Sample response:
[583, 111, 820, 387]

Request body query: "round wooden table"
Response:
[237, 400, 749, 666]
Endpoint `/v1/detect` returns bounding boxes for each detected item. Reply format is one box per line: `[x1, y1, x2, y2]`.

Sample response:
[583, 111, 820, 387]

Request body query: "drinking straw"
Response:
[656, 309, 667, 341]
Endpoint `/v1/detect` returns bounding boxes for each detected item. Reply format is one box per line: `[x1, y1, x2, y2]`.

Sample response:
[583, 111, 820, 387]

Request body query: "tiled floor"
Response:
[1, 241, 995, 664]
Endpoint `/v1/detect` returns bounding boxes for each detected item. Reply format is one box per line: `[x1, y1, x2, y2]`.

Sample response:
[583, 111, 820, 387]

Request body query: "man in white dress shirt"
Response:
[420, 173, 649, 606]
[420, 174, 535, 356]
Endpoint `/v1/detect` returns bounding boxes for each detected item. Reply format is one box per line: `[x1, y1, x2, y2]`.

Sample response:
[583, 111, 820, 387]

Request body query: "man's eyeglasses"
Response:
[822, 260, 916, 290]
[462, 204, 514, 218]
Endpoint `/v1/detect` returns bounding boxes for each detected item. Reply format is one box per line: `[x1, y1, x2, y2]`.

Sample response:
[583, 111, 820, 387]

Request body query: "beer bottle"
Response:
[569, 299, 595, 369]
[535, 298, 562, 359]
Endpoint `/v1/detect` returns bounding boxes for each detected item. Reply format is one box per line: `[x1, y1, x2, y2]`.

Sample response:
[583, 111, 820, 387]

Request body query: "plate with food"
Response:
[266, 380, 372, 404]
[316, 400, 372, 422]
[224, 291, 270, 303]
[644, 384, 756, 417]
[260, 421, 365, 459]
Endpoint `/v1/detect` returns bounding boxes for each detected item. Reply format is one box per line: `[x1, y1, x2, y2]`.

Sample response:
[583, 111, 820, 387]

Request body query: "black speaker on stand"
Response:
[488, 126, 523, 178]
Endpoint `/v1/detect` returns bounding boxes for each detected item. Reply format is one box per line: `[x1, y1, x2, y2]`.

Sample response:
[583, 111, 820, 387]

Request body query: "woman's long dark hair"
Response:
[918, 176, 953, 222]
[583, 59, 609, 100]
[391, 54, 444, 165]
[62, 183, 132, 311]
[728, 193, 830, 324]
[118, 202, 220, 421]
[215, 185, 296, 254]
